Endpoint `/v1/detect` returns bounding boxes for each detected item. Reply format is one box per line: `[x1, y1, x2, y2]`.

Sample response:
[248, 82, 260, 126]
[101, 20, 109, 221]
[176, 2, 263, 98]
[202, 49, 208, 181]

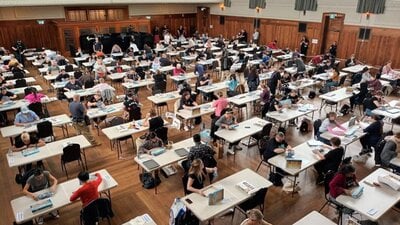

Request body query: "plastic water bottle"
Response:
[8, 147, 13, 156]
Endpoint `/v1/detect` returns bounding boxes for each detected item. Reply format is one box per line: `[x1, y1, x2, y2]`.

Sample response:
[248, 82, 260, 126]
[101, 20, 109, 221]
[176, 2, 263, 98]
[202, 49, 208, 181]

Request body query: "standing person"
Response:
[12, 40, 26, 65]
[227, 74, 238, 97]
[300, 36, 309, 56]
[153, 26, 160, 44]
[212, 92, 228, 118]
[70, 171, 103, 208]
[23, 169, 59, 224]
[329, 41, 337, 57]
[240, 209, 272, 225]
[252, 29, 260, 45]
[69, 94, 100, 146]
[312, 137, 344, 184]
[247, 66, 260, 92]
[269, 67, 283, 95]
[215, 108, 242, 154]
[92, 37, 103, 53]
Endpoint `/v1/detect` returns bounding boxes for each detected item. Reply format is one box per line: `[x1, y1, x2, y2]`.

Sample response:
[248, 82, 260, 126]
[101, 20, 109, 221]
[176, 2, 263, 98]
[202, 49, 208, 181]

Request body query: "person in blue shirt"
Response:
[14, 105, 39, 126]
[227, 74, 238, 97]
[195, 63, 205, 77]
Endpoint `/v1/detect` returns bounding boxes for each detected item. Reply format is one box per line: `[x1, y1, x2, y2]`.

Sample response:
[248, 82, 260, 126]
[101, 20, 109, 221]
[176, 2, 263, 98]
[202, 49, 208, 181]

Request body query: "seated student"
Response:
[263, 132, 293, 186]
[240, 209, 272, 225]
[23, 169, 59, 224]
[268, 94, 283, 112]
[312, 137, 344, 184]
[188, 134, 217, 170]
[0, 87, 17, 102]
[186, 159, 217, 195]
[212, 92, 228, 118]
[24, 88, 45, 104]
[124, 70, 141, 94]
[363, 90, 386, 116]
[368, 74, 382, 94]
[215, 108, 242, 154]
[329, 164, 359, 203]
[381, 133, 400, 168]
[70, 171, 103, 208]
[318, 112, 346, 145]
[358, 114, 383, 155]
[55, 69, 69, 82]
[14, 105, 40, 126]
[173, 63, 186, 76]
[280, 71, 291, 95]
[143, 109, 164, 132]
[159, 54, 171, 67]
[12, 131, 45, 171]
[86, 91, 106, 128]
[123, 93, 141, 121]
[285, 89, 303, 105]
[139, 132, 163, 154]
[323, 67, 340, 93]
[179, 92, 198, 131]
[64, 76, 82, 92]
[349, 82, 368, 112]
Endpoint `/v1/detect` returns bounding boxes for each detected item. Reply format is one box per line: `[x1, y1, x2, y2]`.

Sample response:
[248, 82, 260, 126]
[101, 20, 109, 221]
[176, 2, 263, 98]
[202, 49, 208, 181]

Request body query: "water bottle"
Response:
[8, 147, 13, 156]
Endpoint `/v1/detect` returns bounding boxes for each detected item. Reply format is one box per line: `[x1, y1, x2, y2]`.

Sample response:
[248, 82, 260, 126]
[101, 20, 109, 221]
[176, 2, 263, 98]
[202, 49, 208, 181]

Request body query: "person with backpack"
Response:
[23, 168, 59, 224]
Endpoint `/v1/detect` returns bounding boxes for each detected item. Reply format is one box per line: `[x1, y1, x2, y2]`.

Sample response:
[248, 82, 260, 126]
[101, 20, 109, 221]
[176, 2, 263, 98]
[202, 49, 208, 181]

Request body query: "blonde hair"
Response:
[188, 159, 205, 183]
[20, 132, 30, 142]
[247, 209, 264, 222]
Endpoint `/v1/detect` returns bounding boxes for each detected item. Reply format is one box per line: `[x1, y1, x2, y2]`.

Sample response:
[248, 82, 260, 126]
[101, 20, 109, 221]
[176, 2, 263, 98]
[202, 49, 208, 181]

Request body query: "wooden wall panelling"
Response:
[135, 14, 196, 37]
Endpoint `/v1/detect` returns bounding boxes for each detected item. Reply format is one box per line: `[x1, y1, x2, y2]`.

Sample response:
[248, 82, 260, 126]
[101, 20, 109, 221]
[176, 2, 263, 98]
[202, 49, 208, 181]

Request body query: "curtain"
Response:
[224, 0, 232, 7]
[357, 0, 385, 14]
[294, 0, 318, 11]
[249, 0, 266, 9]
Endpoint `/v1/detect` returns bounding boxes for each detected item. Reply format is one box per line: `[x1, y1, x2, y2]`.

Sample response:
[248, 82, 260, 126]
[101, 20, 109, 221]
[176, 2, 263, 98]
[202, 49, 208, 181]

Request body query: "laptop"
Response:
[207, 187, 224, 205]
[345, 116, 358, 136]
[174, 148, 189, 157]
[189, 106, 201, 116]
[348, 116, 356, 128]
[142, 159, 160, 170]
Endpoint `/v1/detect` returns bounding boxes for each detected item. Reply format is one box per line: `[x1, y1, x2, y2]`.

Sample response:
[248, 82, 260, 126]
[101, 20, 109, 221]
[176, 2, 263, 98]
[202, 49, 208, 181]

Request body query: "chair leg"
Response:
[319, 201, 329, 212]
[256, 161, 263, 172]
[231, 207, 236, 224]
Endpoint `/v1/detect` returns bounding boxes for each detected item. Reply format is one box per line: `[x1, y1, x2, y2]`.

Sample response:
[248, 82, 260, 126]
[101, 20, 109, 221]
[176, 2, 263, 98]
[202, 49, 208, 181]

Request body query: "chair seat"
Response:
[325, 100, 337, 105]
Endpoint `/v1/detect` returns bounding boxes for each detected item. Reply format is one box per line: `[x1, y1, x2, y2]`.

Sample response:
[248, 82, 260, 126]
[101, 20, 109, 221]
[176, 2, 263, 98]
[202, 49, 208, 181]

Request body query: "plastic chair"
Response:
[255, 136, 272, 172]
[80, 198, 113, 225]
[37, 120, 55, 142]
[232, 188, 269, 223]
[154, 126, 168, 144]
[61, 143, 84, 179]
[15, 78, 27, 88]
[28, 102, 44, 118]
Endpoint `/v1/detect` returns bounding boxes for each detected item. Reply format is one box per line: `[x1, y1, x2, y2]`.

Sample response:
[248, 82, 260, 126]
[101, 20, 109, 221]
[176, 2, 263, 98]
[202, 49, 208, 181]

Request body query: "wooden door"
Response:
[320, 13, 345, 55]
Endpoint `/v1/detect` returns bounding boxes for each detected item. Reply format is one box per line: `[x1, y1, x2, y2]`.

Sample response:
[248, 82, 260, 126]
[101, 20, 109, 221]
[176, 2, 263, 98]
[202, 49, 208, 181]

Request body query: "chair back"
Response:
[182, 173, 189, 195]
[238, 187, 268, 211]
[65, 64, 73, 72]
[13, 71, 25, 79]
[101, 88, 115, 104]
[84, 80, 95, 89]
[61, 143, 81, 163]
[128, 103, 142, 121]
[257, 136, 270, 159]
[37, 120, 54, 139]
[110, 116, 124, 127]
[323, 171, 336, 197]
[155, 126, 168, 144]
[74, 71, 83, 80]
[95, 198, 114, 218]
[338, 75, 346, 86]
[28, 102, 44, 118]
[15, 79, 27, 88]
[261, 123, 273, 137]
[235, 84, 245, 94]
[313, 119, 322, 138]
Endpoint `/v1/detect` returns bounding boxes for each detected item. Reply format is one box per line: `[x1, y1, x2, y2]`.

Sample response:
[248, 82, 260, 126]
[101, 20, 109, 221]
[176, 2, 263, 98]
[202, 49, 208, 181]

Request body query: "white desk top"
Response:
[58, 64, 78, 70]
[293, 211, 335, 225]
[390, 157, 400, 167]
[87, 102, 124, 119]
[4, 77, 36, 86]
[108, 72, 126, 80]
[181, 168, 272, 222]
[259, 72, 273, 81]
[106, 65, 131, 73]
[284, 65, 314, 74]
[176, 103, 215, 120]
[197, 82, 228, 94]
[337, 168, 400, 221]
[268, 141, 321, 176]
[372, 106, 400, 119]
[73, 55, 90, 62]
[11, 169, 116, 224]
[158, 65, 174, 72]
[342, 64, 372, 73]
[1, 114, 71, 138]
[9, 85, 43, 95]
[228, 90, 261, 106]
[134, 138, 195, 172]
[102, 119, 168, 140]
[197, 59, 218, 66]
[182, 55, 197, 61]
[122, 79, 155, 89]
[82, 62, 95, 67]
[64, 88, 96, 99]
[381, 73, 400, 81]
[215, 117, 270, 143]
[313, 71, 348, 81]
[7, 135, 91, 167]
[169, 72, 197, 82]
[122, 214, 157, 225]
[319, 87, 353, 103]
[287, 78, 318, 90]
[266, 104, 317, 123]
[147, 91, 181, 105]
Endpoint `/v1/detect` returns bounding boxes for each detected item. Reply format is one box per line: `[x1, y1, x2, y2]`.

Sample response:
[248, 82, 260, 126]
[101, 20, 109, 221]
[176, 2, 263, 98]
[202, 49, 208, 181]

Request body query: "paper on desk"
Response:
[389, 100, 399, 107]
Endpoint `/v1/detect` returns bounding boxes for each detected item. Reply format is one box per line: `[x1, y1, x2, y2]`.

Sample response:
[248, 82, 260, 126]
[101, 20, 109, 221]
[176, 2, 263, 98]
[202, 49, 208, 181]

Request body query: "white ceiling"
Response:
[0, 0, 221, 7]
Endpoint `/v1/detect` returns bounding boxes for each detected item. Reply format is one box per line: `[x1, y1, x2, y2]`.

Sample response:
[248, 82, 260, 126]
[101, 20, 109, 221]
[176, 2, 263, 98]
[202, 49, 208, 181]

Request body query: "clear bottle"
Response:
[8, 147, 13, 156]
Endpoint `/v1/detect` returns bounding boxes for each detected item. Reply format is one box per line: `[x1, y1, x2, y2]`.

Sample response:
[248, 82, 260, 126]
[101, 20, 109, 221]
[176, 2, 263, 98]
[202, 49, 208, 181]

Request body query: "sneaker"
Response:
[184, 125, 189, 131]
[233, 145, 242, 150]
[37, 217, 44, 225]
[227, 149, 235, 155]
[190, 125, 195, 129]
[49, 211, 60, 218]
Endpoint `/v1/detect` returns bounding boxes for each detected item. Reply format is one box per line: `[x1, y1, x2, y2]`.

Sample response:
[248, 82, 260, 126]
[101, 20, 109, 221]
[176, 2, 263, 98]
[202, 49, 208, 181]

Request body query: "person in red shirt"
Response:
[267, 40, 278, 50]
[329, 164, 358, 199]
[70, 171, 103, 208]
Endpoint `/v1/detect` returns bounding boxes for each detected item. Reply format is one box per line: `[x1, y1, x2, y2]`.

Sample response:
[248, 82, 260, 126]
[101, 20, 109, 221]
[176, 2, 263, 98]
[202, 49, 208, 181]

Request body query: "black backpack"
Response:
[139, 172, 161, 189]
[299, 118, 311, 133]
[340, 104, 351, 115]
[308, 90, 316, 99]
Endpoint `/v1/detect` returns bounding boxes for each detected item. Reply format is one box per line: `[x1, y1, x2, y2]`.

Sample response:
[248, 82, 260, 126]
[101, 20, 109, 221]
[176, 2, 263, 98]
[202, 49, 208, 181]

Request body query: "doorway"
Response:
[320, 13, 345, 55]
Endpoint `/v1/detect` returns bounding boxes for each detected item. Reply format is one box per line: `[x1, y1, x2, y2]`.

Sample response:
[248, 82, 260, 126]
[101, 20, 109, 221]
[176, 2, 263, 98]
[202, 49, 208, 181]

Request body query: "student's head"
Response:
[275, 132, 285, 142]
[70, 76, 75, 82]
[20, 131, 31, 144]
[374, 90, 383, 98]
[246, 209, 265, 225]
[147, 132, 157, 141]
[1, 87, 7, 94]
[362, 67, 369, 73]
[183, 92, 191, 100]
[275, 94, 283, 100]
[193, 134, 201, 143]
[99, 78, 105, 83]
[149, 109, 157, 117]
[78, 171, 90, 182]
[176, 63, 181, 69]
[289, 90, 297, 96]
[32, 168, 46, 181]
[330, 137, 341, 147]
[73, 94, 80, 102]
[225, 108, 234, 119]
[189, 159, 204, 174]
[327, 112, 337, 122]
[20, 105, 30, 114]
[339, 164, 356, 177]
[230, 74, 236, 80]
[217, 92, 224, 98]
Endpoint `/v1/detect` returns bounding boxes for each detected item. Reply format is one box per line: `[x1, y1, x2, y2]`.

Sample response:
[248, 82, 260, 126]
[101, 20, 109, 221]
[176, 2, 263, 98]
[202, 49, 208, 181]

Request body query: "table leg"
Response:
[292, 175, 297, 197]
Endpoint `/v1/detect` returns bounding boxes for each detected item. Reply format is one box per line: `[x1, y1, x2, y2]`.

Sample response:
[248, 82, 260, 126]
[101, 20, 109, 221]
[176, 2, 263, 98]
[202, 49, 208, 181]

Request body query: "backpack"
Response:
[139, 172, 161, 189]
[299, 118, 312, 133]
[308, 90, 316, 99]
[339, 104, 351, 115]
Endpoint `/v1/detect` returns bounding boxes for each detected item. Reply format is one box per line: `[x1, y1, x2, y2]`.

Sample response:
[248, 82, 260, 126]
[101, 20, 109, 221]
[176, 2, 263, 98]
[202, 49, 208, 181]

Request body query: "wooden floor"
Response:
[1, 65, 399, 225]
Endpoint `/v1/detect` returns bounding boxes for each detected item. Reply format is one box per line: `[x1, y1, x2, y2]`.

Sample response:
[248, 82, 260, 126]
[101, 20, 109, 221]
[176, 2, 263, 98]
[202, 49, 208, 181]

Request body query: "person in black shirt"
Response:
[93, 37, 103, 53]
[152, 70, 166, 94]
[329, 41, 337, 57]
[186, 159, 217, 195]
[359, 114, 383, 155]
[269, 94, 283, 112]
[55, 69, 69, 82]
[179, 92, 198, 131]
[300, 36, 309, 56]
[247, 66, 259, 92]
[364, 91, 386, 116]
[12, 40, 26, 65]
[263, 132, 292, 186]
[159, 54, 171, 67]
[143, 109, 164, 132]
[123, 93, 141, 121]
[0, 87, 17, 102]
[285, 90, 303, 105]
[269, 67, 283, 95]
[345, 54, 357, 67]
[188, 134, 217, 170]
[12, 131, 46, 171]
[64, 76, 82, 92]
[313, 137, 344, 184]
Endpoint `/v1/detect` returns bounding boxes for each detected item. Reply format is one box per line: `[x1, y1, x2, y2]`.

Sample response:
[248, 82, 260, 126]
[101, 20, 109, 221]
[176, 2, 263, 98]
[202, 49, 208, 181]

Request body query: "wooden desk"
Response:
[181, 168, 272, 222]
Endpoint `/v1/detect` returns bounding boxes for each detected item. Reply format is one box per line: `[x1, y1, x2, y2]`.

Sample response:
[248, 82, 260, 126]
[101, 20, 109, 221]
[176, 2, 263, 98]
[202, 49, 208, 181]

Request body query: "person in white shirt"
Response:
[93, 58, 106, 80]
[129, 41, 139, 53]
[164, 31, 171, 46]
[252, 29, 260, 45]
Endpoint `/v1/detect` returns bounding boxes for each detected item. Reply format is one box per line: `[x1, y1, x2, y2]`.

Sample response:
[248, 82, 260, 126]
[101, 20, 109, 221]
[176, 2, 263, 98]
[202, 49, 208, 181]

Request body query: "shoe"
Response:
[233, 145, 242, 150]
[37, 217, 44, 225]
[49, 211, 60, 218]
[184, 125, 189, 131]
[190, 125, 194, 129]
[227, 149, 235, 155]
[353, 154, 368, 163]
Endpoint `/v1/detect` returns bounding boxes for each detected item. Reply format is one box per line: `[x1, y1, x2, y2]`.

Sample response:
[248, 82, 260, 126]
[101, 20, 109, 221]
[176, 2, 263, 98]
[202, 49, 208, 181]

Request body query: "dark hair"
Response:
[330, 137, 341, 146]
[78, 171, 89, 182]
[34, 168, 43, 176]
[193, 134, 201, 143]
[362, 67, 369, 73]
[339, 164, 355, 175]
[147, 132, 157, 140]
[225, 108, 233, 114]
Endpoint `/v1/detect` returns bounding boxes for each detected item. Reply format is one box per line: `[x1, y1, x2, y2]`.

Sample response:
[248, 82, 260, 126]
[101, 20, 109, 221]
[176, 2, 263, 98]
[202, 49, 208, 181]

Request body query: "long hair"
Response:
[188, 159, 205, 183]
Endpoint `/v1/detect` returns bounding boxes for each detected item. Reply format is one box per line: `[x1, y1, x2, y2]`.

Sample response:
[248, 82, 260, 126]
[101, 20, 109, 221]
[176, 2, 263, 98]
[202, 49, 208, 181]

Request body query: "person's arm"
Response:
[139, 141, 150, 153]
[93, 173, 103, 186]
[186, 176, 205, 196]
[142, 113, 151, 127]
[215, 116, 229, 128]
[23, 183, 38, 201]
[334, 121, 346, 130]
[31, 138, 45, 148]
[70, 187, 82, 202]
[273, 147, 285, 154]
[9, 94, 17, 99]
[48, 173, 58, 193]
[327, 126, 345, 136]
[14, 115, 24, 126]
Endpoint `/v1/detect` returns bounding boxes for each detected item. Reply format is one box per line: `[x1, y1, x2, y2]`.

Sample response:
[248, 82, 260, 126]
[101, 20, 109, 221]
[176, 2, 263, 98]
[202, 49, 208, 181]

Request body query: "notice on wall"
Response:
[311, 39, 318, 44]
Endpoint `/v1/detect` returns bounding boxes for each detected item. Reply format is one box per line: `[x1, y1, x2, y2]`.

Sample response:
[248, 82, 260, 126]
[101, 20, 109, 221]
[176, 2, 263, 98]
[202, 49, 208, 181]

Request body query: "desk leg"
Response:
[82, 149, 88, 171]
[291, 176, 297, 197]
[319, 99, 325, 115]
[9, 137, 14, 146]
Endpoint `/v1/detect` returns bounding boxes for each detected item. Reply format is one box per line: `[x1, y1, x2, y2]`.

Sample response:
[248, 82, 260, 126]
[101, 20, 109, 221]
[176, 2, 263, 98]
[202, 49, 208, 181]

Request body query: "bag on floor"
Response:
[308, 90, 316, 99]
[340, 104, 351, 115]
[139, 172, 161, 189]
[299, 118, 312, 133]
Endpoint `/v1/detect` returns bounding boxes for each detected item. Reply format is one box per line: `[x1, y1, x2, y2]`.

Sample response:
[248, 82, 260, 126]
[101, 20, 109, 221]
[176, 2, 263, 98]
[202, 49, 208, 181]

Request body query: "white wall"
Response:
[128, 4, 197, 16]
[209, 0, 400, 29]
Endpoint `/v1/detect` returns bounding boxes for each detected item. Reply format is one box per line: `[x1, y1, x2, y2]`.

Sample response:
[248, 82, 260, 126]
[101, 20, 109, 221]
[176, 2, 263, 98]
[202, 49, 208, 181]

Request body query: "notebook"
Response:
[174, 148, 189, 157]
[22, 148, 40, 157]
[30, 199, 53, 213]
[142, 159, 160, 170]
